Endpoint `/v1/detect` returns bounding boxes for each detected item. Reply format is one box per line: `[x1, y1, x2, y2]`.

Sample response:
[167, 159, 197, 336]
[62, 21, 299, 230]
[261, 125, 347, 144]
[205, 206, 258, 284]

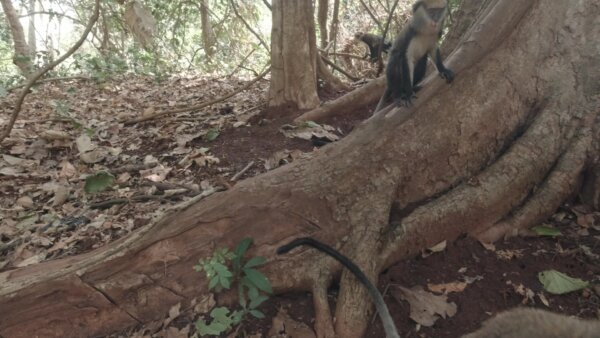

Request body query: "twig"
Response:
[231, 161, 254, 181]
[110, 162, 158, 174]
[0, 0, 101, 143]
[122, 66, 271, 125]
[7, 76, 91, 91]
[359, 0, 383, 32]
[377, 0, 400, 75]
[321, 56, 359, 81]
[229, 0, 270, 52]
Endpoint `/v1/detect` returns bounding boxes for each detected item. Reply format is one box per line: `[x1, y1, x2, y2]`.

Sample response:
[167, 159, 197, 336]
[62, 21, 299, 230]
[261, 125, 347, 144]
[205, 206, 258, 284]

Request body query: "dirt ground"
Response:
[1, 75, 598, 337]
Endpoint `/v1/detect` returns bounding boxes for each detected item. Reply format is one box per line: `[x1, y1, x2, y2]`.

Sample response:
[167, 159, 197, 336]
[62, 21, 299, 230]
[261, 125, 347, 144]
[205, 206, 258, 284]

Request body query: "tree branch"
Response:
[0, 0, 101, 143]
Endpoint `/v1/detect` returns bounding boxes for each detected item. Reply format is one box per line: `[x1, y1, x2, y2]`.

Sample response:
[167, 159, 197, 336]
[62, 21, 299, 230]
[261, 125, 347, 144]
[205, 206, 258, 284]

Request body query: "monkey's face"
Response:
[413, 6, 446, 34]
[427, 7, 446, 23]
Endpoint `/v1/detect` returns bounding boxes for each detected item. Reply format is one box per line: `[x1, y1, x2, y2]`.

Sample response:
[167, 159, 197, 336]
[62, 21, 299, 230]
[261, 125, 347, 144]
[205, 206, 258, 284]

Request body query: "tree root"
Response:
[475, 131, 592, 242]
[382, 101, 584, 264]
[312, 278, 335, 338]
[294, 77, 384, 123]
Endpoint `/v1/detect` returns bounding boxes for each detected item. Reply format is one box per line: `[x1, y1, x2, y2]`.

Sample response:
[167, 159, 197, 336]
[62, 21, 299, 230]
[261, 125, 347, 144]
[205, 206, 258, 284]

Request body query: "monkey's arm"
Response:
[430, 48, 454, 83]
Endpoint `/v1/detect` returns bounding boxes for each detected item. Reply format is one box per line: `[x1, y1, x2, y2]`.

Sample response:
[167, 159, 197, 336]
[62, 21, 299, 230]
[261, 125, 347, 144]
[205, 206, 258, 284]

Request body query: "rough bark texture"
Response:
[1, 0, 33, 76]
[27, 0, 36, 55]
[200, 0, 216, 58]
[1, 1, 599, 337]
[317, 0, 328, 48]
[268, 0, 320, 110]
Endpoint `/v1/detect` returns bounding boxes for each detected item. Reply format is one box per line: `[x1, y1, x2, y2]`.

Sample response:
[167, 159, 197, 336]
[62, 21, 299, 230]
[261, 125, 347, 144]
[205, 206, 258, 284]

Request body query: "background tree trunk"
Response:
[268, 0, 319, 110]
[1, 1, 598, 337]
[317, 0, 328, 49]
[1, 0, 34, 77]
[200, 0, 216, 59]
[27, 0, 36, 56]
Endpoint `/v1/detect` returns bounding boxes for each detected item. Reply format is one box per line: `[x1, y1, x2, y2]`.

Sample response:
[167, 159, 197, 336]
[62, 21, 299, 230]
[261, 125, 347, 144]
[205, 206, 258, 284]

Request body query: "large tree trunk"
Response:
[1, 1, 599, 337]
[1, 0, 34, 77]
[268, 0, 320, 110]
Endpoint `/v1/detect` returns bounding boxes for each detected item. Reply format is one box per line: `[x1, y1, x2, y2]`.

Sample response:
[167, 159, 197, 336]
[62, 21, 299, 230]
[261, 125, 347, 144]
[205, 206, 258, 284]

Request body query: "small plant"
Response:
[194, 238, 272, 336]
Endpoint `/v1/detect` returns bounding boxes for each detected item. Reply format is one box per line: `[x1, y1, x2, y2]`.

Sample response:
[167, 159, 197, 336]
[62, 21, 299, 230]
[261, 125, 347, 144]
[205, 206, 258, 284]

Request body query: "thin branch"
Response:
[229, 0, 270, 52]
[0, 0, 101, 143]
[18, 11, 81, 24]
[122, 66, 271, 125]
[261, 0, 271, 10]
[321, 55, 359, 81]
[7, 76, 90, 91]
[376, 0, 399, 75]
[359, 0, 384, 32]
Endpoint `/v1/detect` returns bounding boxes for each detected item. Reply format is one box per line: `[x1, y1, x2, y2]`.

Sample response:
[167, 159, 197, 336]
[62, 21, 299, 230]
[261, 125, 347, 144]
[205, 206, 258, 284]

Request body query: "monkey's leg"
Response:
[412, 55, 428, 93]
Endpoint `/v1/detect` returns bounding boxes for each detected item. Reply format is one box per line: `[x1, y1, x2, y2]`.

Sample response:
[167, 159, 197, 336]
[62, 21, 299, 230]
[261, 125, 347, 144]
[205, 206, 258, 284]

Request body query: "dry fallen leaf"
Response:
[427, 281, 468, 294]
[268, 308, 316, 338]
[392, 285, 457, 327]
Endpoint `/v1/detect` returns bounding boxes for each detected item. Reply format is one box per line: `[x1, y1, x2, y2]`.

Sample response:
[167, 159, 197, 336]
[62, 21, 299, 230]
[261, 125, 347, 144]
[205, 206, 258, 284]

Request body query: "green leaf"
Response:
[243, 268, 273, 293]
[234, 238, 253, 258]
[246, 282, 259, 300]
[210, 307, 232, 323]
[244, 256, 266, 268]
[538, 270, 589, 294]
[249, 309, 265, 319]
[208, 276, 219, 290]
[231, 310, 244, 324]
[219, 275, 231, 289]
[213, 262, 233, 277]
[205, 128, 220, 141]
[532, 225, 562, 237]
[249, 294, 268, 309]
[84, 171, 115, 194]
[196, 320, 226, 336]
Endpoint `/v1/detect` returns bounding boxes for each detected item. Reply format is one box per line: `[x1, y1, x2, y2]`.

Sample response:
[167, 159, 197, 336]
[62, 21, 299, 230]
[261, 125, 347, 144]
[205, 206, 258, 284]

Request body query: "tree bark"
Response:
[27, 0, 36, 56]
[317, 0, 328, 49]
[268, 0, 320, 110]
[1, 1, 599, 337]
[200, 0, 217, 58]
[1, 0, 34, 77]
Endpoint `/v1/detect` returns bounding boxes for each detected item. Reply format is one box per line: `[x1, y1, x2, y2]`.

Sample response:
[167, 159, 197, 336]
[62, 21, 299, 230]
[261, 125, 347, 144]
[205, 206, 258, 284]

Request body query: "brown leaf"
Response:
[392, 285, 457, 327]
[268, 308, 316, 338]
[427, 281, 468, 294]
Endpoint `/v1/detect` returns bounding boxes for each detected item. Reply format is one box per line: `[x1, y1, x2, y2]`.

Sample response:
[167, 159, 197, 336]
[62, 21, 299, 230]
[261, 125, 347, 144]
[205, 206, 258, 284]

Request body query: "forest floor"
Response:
[0, 74, 598, 338]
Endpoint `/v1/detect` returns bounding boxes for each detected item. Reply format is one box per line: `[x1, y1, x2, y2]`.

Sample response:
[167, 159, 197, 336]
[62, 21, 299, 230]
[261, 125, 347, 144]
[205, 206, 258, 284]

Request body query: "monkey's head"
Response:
[354, 32, 365, 39]
[412, 0, 448, 33]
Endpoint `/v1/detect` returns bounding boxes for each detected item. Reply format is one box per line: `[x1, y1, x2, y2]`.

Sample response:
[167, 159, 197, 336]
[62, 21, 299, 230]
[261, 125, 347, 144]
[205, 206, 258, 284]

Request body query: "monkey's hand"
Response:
[396, 92, 417, 107]
[439, 68, 454, 83]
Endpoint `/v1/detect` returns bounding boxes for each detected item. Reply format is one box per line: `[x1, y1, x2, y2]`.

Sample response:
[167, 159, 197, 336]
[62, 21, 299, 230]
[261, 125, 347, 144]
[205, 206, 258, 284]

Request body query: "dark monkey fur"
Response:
[376, 0, 454, 111]
[354, 32, 392, 62]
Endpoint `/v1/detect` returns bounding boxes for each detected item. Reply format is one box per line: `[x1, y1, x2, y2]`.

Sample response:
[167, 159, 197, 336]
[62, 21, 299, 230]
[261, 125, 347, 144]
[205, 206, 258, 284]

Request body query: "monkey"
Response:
[462, 307, 600, 338]
[354, 32, 393, 62]
[375, 0, 454, 112]
[277, 237, 401, 338]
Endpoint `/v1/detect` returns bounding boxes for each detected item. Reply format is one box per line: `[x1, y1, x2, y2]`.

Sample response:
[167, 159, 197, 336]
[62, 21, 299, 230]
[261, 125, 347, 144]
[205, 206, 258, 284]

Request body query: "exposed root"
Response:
[312, 279, 335, 338]
[381, 102, 581, 265]
[294, 77, 384, 123]
[474, 131, 592, 242]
